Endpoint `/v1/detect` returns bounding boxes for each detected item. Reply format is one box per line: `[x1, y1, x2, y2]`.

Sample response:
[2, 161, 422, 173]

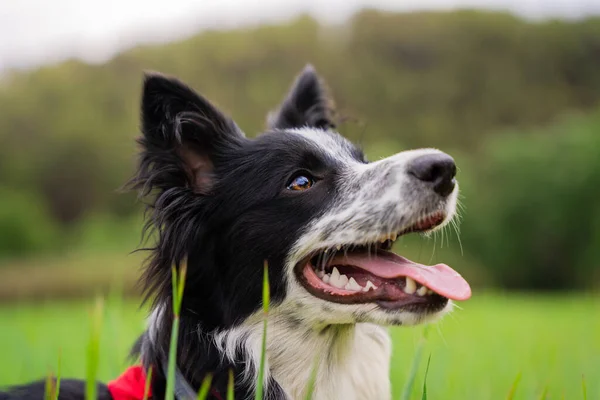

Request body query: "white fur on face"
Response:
[285, 128, 458, 329]
[289, 128, 360, 164]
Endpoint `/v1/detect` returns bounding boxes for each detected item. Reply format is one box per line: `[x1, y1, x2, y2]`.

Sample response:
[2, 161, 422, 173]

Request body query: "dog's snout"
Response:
[407, 153, 457, 197]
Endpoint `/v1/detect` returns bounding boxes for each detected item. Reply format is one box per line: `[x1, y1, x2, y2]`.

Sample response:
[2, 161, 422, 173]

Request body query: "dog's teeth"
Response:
[351, 277, 363, 290]
[416, 285, 428, 296]
[336, 245, 341, 251]
[329, 267, 348, 289]
[323, 274, 330, 283]
[426, 289, 433, 295]
[331, 267, 340, 281]
[338, 274, 349, 288]
[390, 233, 397, 241]
[330, 275, 347, 289]
[363, 280, 377, 292]
[345, 277, 362, 291]
[316, 270, 324, 278]
[404, 277, 417, 294]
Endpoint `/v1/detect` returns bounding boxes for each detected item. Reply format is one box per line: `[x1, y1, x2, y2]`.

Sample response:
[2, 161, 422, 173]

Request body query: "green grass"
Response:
[165, 264, 187, 400]
[256, 261, 270, 400]
[0, 293, 598, 399]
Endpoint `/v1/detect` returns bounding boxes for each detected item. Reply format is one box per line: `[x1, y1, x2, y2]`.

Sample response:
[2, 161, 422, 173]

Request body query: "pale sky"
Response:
[1, 0, 599, 71]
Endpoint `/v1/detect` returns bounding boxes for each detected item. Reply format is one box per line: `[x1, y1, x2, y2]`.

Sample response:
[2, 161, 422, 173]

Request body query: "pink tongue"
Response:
[330, 251, 471, 301]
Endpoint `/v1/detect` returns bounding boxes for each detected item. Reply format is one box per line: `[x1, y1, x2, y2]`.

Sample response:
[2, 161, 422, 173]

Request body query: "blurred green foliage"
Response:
[1, 10, 599, 289]
[0, 188, 59, 256]
[461, 112, 600, 289]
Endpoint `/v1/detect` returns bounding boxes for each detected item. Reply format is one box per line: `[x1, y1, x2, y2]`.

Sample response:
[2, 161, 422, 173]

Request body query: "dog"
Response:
[1, 65, 471, 400]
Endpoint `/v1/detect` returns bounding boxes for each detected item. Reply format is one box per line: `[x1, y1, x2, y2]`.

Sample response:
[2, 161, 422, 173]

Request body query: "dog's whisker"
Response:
[428, 229, 437, 264]
[444, 225, 450, 248]
[451, 219, 464, 256]
[435, 322, 449, 348]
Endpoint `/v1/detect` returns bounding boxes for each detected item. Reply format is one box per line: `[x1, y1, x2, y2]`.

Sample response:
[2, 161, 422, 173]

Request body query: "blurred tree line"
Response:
[0, 10, 599, 290]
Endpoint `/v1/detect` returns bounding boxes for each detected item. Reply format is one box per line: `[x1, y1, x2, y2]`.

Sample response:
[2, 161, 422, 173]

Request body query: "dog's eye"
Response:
[287, 175, 314, 191]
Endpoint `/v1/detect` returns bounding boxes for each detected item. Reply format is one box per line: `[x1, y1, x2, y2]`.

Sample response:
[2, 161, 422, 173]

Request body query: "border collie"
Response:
[1, 65, 471, 400]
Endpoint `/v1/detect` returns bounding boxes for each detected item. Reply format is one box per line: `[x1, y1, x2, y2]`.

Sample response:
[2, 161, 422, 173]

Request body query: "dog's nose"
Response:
[407, 153, 457, 197]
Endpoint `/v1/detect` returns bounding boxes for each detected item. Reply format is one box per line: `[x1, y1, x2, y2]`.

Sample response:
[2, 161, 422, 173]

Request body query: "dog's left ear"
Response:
[134, 73, 244, 195]
[267, 64, 336, 130]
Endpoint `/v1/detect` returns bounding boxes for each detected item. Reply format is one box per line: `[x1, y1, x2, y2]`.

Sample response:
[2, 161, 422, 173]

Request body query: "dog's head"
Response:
[133, 65, 471, 331]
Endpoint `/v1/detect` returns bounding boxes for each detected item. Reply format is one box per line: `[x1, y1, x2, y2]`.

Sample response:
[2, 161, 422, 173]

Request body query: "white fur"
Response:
[285, 129, 458, 330]
[147, 303, 166, 345]
[267, 322, 391, 400]
[290, 128, 359, 164]
[212, 308, 393, 400]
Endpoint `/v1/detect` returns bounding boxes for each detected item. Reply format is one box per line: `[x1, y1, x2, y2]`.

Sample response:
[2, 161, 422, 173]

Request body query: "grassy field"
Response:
[0, 293, 598, 399]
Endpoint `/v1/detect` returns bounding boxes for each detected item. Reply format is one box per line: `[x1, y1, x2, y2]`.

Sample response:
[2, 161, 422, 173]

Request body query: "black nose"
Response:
[407, 153, 457, 197]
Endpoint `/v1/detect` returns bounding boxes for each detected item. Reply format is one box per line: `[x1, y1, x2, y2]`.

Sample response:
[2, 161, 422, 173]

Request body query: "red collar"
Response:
[107, 365, 223, 400]
[108, 366, 151, 400]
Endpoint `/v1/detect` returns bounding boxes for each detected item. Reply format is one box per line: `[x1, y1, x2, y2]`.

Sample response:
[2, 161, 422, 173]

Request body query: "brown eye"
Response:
[287, 175, 314, 191]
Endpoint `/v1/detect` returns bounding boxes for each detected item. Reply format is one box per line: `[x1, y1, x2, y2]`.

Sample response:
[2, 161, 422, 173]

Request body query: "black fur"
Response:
[0, 380, 111, 400]
[134, 66, 347, 399]
[0, 66, 349, 400]
[268, 64, 336, 130]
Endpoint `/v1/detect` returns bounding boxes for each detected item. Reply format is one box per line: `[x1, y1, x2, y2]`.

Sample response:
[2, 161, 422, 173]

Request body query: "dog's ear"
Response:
[267, 64, 336, 130]
[136, 72, 244, 194]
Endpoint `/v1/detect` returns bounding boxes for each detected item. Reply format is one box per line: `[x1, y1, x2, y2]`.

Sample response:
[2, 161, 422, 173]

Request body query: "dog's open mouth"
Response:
[295, 212, 471, 311]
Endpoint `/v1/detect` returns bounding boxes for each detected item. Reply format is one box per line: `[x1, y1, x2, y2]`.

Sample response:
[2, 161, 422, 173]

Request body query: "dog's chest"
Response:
[268, 323, 391, 400]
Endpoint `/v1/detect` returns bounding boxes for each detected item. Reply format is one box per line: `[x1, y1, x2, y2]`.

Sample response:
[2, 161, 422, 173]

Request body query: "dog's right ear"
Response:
[267, 64, 336, 131]
[135, 73, 244, 194]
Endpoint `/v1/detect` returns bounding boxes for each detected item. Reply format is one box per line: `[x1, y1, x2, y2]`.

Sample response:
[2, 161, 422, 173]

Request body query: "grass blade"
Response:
[165, 263, 187, 400]
[255, 261, 270, 400]
[227, 369, 235, 400]
[582, 375, 587, 400]
[536, 386, 549, 400]
[165, 271, 179, 400]
[197, 374, 213, 400]
[262, 261, 270, 315]
[177, 263, 187, 312]
[52, 350, 61, 400]
[421, 355, 431, 400]
[142, 366, 153, 400]
[303, 356, 319, 400]
[44, 373, 55, 400]
[506, 372, 522, 400]
[401, 326, 429, 400]
[86, 297, 104, 400]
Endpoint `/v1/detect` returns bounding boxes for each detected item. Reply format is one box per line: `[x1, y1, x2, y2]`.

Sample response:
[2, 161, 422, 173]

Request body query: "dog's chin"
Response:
[351, 300, 454, 327]
[292, 210, 469, 326]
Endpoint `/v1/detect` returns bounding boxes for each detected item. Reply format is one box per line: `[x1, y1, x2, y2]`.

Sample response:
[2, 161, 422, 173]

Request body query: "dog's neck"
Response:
[146, 301, 392, 400]
[213, 307, 393, 400]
